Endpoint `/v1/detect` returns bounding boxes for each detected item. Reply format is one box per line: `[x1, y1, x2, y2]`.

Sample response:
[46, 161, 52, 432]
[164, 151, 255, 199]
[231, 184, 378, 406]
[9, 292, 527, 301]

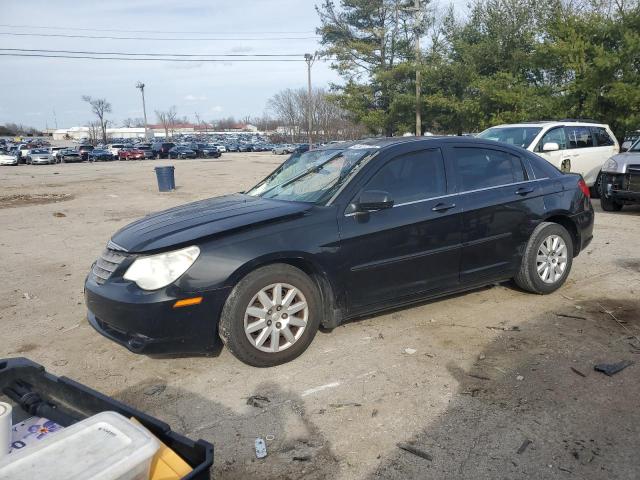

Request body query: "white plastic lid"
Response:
[0, 411, 160, 480]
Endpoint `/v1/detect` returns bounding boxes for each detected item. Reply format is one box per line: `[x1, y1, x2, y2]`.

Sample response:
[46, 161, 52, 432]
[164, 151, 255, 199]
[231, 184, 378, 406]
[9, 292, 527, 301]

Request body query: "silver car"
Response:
[26, 149, 55, 165]
[600, 138, 640, 211]
[0, 150, 18, 166]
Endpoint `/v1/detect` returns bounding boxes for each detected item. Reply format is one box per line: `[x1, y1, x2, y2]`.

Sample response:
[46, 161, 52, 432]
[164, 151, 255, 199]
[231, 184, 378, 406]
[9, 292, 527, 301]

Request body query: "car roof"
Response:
[489, 120, 608, 128]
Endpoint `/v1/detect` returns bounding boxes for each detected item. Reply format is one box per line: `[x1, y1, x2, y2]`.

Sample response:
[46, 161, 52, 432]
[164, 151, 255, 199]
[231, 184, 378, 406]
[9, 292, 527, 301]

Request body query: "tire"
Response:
[590, 172, 602, 198]
[599, 178, 623, 211]
[219, 264, 321, 367]
[514, 222, 574, 294]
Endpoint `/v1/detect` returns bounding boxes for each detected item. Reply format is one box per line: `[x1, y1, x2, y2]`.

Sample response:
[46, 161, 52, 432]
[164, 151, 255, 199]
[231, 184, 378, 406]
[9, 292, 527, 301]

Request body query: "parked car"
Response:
[168, 146, 197, 159]
[202, 145, 222, 158]
[0, 150, 18, 166]
[272, 144, 294, 155]
[134, 144, 155, 159]
[620, 131, 639, 152]
[212, 144, 226, 153]
[477, 120, 618, 192]
[26, 148, 55, 165]
[17, 144, 36, 164]
[118, 148, 146, 160]
[89, 149, 114, 162]
[50, 146, 66, 158]
[57, 149, 83, 163]
[599, 138, 640, 211]
[77, 145, 94, 161]
[226, 144, 240, 152]
[151, 142, 175, 159]
[107, 143, 127, 159]
[85, 136, 594, 366]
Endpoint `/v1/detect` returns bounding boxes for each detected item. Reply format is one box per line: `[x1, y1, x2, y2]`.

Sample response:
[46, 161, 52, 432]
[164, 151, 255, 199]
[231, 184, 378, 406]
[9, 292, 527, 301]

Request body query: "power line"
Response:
[0, 52, 306, 62]
[0, 31, 319, 41]
[0, 23, 317, 35]
[0, 48, 306, 58]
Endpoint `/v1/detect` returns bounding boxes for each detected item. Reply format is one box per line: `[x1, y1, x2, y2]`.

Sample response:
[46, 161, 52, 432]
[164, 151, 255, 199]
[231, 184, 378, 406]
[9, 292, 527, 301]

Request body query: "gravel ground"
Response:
[1, 153, 639, 479]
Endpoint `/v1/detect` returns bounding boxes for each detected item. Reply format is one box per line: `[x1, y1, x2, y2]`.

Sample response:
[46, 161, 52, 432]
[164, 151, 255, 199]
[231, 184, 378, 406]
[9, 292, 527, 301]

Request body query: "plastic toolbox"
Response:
[0, 357, 213, 480]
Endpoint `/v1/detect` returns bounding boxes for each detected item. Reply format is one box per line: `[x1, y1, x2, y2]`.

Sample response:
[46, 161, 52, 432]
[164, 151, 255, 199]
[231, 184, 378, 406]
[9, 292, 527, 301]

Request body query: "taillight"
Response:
[578, 178, 590, 198]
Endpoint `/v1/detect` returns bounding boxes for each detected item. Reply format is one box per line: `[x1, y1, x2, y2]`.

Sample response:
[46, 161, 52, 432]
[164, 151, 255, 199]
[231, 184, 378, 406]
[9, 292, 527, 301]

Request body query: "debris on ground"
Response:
[570, 367, 587, 377]
[22, 292, 33, 300]
[397, 442, 433, 461]
[52, 212, 67, 218]
[487, 325, 520, 331]
[594, 360, 634, 376]
[404, 348, 417, 355]
[468, 373, 491, 381]
[246, 395, 271, 408]
[516, 375, 524, 381]
[517, 439, 532, 454]
[329, 402, 362, 410]
[478, 353, 486, 360]
[143, 384, 166, 396]
[255, 438, 267, 459]
[293, 455, 311, 461]
[555, 313, 587, 320]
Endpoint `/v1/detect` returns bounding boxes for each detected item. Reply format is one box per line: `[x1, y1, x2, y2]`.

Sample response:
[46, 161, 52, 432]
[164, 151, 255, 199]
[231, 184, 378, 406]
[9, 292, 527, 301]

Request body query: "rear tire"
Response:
[514, 222, 573, 294]
[219, 264, 321, 367]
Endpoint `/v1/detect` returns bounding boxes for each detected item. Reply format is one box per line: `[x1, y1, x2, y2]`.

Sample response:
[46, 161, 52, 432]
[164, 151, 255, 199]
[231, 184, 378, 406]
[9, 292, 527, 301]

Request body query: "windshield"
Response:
[630, 138, 640, 152]
[477, 126, 542, 148]
[247, 148, 375, 204]
[32, 149, 49, 154]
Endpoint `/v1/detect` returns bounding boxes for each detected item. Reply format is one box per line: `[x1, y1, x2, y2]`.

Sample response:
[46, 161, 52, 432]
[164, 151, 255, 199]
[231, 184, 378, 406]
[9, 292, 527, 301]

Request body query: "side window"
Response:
[454, 148, 526, 191]
[565, 126, 594, 149]
[537, 127, 567, 152]
[591, 127, 615, 147]
[364, 149, 446, 205]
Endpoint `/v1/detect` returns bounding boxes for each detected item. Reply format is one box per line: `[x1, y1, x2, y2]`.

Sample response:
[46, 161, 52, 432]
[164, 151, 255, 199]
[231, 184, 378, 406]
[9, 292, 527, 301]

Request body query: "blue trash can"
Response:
[154, 166, 175, 192]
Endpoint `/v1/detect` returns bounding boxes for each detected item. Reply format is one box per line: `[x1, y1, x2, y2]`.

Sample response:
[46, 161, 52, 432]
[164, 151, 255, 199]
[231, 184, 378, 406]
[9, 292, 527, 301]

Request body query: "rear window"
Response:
[453, 147, 527, 191]
[591, 127, 615, 147]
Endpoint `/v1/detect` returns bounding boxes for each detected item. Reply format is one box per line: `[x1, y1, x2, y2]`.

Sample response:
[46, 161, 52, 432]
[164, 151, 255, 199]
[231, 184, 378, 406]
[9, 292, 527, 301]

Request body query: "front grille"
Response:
[91, 248, 128, 285]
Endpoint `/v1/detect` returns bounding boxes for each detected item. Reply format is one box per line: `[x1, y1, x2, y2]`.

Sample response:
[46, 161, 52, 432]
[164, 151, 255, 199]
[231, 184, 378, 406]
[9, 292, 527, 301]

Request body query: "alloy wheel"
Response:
[536, 235, 568, 284]
[244, 283, 308, 353]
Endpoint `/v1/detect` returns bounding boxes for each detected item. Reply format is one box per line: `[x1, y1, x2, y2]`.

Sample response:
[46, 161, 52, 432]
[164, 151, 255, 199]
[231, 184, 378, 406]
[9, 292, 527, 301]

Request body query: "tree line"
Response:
[316, 0, 640, 139]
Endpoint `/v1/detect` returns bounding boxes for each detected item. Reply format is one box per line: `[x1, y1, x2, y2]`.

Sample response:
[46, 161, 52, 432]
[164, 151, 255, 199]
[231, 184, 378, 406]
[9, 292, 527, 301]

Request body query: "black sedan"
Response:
[85, 137, 594, 366]
[168, 146, 197, 159]
[88, 149, 114, 162]
[57, 149, 83, 163]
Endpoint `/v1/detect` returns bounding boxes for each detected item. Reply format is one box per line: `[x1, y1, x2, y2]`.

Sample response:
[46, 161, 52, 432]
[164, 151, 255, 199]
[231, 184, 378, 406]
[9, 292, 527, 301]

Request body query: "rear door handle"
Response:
[432, 202, 456, 212]
[515, 186, 534, 196]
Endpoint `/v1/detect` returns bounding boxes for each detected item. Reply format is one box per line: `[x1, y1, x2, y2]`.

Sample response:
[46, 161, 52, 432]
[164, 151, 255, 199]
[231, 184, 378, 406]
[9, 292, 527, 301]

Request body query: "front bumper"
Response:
[602, 172, 640, 203]
[85, 277, 230, 355]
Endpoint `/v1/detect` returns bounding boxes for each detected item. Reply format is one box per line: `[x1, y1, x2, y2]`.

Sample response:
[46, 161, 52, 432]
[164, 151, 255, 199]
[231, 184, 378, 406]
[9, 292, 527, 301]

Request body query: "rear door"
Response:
[564, 125, 613, 186]
[534, 126, 571, 172]
[339, 147, 462, 311]
[446, 144, 545, 284]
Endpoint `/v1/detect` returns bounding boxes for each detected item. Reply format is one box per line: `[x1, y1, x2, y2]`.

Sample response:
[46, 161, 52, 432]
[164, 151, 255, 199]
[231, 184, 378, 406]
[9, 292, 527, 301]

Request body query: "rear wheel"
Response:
[514, 222, 573, 294]
[219, 264, 321, 367]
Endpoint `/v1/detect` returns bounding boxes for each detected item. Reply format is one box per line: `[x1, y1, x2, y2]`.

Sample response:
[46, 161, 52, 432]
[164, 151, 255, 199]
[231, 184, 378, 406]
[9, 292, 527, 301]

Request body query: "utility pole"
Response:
[414, 0, 422, 136]
[136, 82, 150, 140]
[304, 53, 315, 149]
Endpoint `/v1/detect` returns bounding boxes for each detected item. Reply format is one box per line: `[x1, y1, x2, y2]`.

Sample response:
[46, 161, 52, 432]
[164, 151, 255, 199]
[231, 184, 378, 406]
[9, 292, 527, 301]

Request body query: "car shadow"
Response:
[367, 298, 640, 479]
[112, 380, 340, 479]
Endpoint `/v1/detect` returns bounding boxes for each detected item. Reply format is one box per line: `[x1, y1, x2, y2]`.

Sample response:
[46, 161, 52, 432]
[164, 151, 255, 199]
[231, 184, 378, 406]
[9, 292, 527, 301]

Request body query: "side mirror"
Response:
[542, 142, 560, 152]
[358, 190, 394, 212]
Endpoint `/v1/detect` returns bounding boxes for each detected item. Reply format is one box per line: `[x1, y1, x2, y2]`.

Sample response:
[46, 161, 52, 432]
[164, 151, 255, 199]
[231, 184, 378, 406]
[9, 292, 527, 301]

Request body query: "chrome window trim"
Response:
[344, 178, 549, 217]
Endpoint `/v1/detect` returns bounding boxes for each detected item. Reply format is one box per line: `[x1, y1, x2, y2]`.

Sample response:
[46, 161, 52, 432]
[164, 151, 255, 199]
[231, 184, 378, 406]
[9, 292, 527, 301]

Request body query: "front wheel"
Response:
[219, 264, 321, 367]
[599, 178, 623, 211]
[514, 222, 573, 294]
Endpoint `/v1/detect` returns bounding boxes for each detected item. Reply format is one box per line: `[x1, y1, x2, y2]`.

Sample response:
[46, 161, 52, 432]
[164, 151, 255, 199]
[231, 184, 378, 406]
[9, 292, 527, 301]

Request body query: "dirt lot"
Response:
[1, 153, 639, 479]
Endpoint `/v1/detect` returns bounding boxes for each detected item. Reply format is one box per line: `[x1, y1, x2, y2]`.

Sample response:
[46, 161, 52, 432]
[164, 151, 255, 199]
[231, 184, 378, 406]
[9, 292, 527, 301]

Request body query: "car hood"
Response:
[110, 193, 312, 253]
[603, 152, 640, 173]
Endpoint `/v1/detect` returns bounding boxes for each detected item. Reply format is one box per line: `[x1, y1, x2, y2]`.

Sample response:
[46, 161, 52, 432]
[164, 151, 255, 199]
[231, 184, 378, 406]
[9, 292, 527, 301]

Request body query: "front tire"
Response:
[514, 222, 573, 294]
[219, 264, 321, 367]
[599, 178, 623, 211]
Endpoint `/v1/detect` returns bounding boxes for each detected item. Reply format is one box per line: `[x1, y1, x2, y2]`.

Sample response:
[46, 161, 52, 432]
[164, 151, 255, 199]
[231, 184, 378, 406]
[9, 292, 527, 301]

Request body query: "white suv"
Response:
[477, 121, 619, 188]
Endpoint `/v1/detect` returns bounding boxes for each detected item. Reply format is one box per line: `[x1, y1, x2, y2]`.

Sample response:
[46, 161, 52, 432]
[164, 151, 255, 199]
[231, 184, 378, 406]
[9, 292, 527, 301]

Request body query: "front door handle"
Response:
[432, 202, 456, 212]
[515, 186, 534, 196]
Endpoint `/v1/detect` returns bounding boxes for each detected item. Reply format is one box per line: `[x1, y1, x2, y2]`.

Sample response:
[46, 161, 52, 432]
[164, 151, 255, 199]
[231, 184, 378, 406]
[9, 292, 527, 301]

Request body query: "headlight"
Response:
[124, 246, 200, 290]
[603, 158, 618, 172]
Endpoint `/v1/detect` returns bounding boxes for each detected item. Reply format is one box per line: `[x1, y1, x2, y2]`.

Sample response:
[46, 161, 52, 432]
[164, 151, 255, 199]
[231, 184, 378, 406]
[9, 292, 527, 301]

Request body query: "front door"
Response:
[339, 148, 462, 312]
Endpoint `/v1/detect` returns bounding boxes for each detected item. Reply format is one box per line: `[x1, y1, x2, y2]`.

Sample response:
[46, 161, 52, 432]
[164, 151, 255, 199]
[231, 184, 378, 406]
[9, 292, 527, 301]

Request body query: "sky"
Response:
[0, 0, 465, 130]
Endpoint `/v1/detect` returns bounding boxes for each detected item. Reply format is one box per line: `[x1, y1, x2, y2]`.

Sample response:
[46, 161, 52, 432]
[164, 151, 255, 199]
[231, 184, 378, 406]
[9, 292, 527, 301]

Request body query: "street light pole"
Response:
[414, 0, 422, 136]
[304, 53, 315, 149]
[136, 82, 150, 140]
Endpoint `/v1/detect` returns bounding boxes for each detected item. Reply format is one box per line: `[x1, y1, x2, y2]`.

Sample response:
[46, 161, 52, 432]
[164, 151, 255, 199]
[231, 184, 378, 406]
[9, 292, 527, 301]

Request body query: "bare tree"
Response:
[82, 96, 112, 144]
[122, 117, 145, 128]
[87, 121, 101, 146]
[155, 106, 177, 139]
